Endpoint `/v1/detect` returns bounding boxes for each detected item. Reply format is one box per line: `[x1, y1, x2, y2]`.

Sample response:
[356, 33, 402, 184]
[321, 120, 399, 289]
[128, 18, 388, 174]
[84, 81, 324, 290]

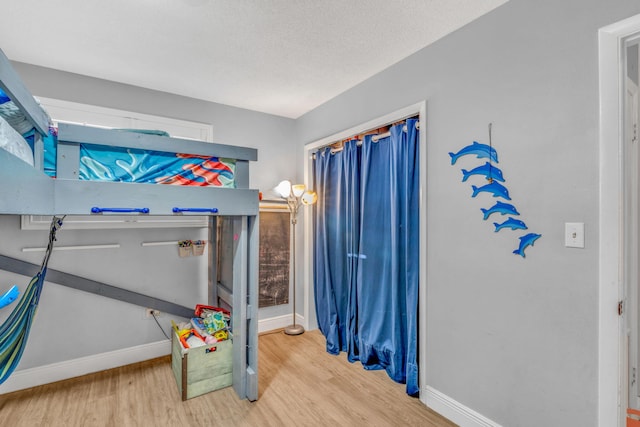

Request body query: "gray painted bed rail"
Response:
[0, 49, 49, 136]
[0, 146, 259, 215]
[57, 123, 257, 162]
[56, 123, 255, 190]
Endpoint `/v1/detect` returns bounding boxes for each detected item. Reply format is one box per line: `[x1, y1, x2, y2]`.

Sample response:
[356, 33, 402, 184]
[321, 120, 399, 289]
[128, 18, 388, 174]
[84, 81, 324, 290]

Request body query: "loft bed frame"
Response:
[0, 49, 259, 401]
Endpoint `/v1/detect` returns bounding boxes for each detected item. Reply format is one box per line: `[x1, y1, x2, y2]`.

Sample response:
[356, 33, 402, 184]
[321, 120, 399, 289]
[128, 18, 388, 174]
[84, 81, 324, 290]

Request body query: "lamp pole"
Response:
[274, 180, 317, 336]
[285, 199, 304, 335]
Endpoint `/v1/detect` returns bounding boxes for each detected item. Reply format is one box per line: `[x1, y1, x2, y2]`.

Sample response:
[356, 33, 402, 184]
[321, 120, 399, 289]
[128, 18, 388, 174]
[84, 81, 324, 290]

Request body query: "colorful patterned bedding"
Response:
[43, 127, 235, 187]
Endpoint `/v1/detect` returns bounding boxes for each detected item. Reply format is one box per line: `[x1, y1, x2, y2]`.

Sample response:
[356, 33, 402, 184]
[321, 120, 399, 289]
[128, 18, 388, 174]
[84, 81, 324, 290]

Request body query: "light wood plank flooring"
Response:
[0, 330, 456, 426]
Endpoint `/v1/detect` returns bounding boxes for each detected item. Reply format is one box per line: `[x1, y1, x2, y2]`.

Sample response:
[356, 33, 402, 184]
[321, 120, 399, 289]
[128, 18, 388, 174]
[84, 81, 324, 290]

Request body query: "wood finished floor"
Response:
[0, 330, 457, 427]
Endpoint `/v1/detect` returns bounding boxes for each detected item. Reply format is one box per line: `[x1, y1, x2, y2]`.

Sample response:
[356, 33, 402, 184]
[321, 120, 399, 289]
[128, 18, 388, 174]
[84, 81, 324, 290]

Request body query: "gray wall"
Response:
[295, 0, 640, 426]
[0, 63, 297, 369]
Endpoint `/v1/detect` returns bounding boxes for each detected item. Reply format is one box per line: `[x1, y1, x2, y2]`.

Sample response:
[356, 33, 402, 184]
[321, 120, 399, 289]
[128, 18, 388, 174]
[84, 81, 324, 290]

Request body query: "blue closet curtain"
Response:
[313, 118, 420, 395]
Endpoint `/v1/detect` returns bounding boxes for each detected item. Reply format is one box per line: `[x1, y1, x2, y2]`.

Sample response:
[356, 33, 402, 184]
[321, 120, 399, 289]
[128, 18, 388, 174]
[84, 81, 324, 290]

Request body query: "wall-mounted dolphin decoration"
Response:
[513, 233, 542, 257]
[480, 201, 520, 220]
[461, 162, 505, 182]
[493, 217, 528, 232]
[449, 141, 499, 165]
[471, 181, 511, 200]
[449, 128, 541, 258]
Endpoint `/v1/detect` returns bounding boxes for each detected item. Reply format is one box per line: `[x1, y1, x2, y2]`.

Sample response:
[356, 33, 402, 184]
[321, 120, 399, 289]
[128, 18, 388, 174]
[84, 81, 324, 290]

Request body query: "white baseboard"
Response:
[425, 386, 502, 427]
[0, 340, 171, 394]
[258, 313, 304, 333]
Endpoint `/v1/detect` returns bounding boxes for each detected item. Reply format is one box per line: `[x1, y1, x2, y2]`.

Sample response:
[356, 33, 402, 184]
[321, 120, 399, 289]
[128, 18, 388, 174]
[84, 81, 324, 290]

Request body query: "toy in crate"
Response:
[171, 305, 233, 400]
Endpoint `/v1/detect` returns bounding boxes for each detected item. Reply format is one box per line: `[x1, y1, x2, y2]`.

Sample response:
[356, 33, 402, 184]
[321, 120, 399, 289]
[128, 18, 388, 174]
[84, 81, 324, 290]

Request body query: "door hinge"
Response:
[619, 300, 624, 316]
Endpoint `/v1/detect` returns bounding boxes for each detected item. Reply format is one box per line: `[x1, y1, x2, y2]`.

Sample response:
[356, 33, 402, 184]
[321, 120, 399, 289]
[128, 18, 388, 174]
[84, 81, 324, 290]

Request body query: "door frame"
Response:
[599, 13, 640, 427]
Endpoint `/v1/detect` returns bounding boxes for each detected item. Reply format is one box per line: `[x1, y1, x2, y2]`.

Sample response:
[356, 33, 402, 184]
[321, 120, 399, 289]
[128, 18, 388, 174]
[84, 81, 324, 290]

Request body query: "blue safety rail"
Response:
[91, 207, 150, 214]
[172, 207, 219, 213]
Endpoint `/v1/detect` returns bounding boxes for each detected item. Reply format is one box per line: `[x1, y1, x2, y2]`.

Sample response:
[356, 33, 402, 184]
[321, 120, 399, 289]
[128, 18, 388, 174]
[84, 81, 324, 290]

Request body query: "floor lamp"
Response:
[274, 180, 317, 335]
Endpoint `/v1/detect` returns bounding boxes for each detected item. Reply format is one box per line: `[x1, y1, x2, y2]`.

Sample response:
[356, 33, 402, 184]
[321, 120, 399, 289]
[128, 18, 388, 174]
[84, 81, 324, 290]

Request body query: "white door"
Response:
[624, 41, 640, 425]
[625, 73, 639, 410]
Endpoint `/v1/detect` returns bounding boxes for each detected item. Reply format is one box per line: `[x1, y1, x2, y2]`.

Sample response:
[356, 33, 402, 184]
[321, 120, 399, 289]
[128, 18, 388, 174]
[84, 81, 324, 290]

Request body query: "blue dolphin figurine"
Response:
[493, 217, 528, 232]
[449, 141, 499, 165]
[471, 181, 511, 200]
[461, 162, 505, 182]
[480, 201, 520, 220]
[513, 233, 542, 258]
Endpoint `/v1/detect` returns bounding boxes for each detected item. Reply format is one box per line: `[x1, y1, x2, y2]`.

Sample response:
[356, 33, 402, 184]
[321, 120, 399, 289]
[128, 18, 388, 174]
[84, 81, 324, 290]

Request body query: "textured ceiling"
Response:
[1, 0, 508, 118]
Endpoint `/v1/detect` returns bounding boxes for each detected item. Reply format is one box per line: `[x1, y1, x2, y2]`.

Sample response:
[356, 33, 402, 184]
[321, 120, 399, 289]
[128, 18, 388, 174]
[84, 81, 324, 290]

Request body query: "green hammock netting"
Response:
[0, 216, 63, 385]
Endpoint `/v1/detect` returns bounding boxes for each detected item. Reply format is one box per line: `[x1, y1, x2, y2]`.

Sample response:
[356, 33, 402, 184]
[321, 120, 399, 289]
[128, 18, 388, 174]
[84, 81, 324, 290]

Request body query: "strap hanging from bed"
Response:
[0, 216, 63, 385]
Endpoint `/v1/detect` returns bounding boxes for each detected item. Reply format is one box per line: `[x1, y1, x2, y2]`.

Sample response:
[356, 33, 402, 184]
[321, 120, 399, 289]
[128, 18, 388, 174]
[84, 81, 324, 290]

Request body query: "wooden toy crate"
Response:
[171, 331, 232, 400]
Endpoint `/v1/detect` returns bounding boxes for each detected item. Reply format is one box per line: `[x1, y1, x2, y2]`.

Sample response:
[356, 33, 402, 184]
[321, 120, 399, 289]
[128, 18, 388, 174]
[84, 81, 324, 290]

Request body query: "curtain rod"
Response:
[315, 116, 420, 156]
[371, 121, 419, 143]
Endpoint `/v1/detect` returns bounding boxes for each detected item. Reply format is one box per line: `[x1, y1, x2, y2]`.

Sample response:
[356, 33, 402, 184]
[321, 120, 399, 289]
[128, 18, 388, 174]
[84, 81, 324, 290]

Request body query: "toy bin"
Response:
[178, 246, 192, 258]
[192, 241, 206, 256]
[171, 331, 233, 400]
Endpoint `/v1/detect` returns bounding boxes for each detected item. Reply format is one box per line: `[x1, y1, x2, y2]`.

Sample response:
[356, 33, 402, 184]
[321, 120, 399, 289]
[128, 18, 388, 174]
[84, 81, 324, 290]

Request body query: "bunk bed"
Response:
[0, 48, 259, 401]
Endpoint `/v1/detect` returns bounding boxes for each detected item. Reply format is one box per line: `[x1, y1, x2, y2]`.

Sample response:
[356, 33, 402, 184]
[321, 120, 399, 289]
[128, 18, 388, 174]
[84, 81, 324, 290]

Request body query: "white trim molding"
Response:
[0, 340, 170, 394]
[259, 313, 304, 334]
[425, 386, 502, 427]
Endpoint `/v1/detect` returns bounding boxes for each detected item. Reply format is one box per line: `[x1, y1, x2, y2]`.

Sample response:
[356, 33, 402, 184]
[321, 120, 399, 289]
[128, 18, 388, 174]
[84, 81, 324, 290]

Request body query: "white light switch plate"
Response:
[565, 222, 585, 248]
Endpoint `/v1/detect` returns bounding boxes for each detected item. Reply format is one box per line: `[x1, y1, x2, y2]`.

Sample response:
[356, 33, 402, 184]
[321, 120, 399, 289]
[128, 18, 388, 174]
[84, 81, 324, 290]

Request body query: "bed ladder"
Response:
[208, 215, 259, 401]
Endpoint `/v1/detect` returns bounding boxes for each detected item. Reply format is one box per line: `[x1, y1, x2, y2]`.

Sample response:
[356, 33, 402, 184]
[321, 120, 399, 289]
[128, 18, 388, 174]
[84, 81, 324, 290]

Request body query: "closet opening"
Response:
[302, 101, 427, 400]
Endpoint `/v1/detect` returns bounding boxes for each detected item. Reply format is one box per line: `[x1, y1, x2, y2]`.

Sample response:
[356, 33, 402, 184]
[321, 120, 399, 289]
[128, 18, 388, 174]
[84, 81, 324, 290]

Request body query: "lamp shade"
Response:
[301, 190, 318, 205]
[291, 184, 306, 197]
[274, 180, 292, 198]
